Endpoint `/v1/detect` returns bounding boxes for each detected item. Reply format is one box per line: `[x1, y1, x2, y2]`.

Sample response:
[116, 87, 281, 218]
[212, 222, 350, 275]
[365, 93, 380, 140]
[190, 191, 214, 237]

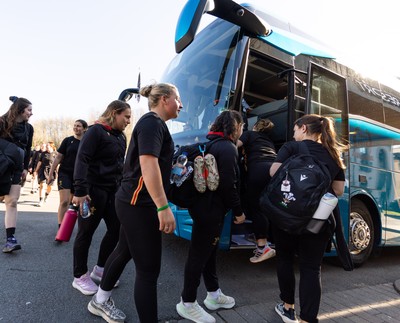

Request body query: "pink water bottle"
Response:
[55, 204, 79, 242]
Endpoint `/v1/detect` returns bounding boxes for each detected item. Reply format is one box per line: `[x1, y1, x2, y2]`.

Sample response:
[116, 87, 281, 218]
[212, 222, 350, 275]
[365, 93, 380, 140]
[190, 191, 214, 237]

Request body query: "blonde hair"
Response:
[253, 118, 274, 133]
[139, 83, 177, 110]
[98, 100, 130, 126]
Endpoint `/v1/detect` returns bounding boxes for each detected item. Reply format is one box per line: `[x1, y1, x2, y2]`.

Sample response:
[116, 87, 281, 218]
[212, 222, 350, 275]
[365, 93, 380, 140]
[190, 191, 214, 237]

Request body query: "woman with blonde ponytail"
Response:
[269, 114, 346, 323]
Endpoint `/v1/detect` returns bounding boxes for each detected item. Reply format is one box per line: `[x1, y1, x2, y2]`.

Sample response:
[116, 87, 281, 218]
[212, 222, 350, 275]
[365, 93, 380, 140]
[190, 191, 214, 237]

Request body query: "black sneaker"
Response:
[275, 303, 298, 323]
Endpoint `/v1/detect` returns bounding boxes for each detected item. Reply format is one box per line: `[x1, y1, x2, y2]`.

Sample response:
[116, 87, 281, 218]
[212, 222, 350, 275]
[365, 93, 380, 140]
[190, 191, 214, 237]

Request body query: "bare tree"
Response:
[31, 106, 145, 149]
[31, 117, 77, 147]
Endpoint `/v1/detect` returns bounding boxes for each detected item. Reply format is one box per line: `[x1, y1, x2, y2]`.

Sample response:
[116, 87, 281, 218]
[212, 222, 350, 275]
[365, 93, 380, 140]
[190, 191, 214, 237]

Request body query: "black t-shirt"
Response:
[38, 151, 56, 175]
[116, 112, 174, 206]
[275, 140, 345, 182]
[57, 136, 81, 175]
[239, 131, 276, 166]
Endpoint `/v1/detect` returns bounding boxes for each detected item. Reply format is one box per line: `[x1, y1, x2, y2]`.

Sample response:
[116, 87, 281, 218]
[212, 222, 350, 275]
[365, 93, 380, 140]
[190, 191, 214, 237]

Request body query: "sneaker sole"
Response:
[176, 303, 216, 323]
[275, 305, 298, 323]
[204, 154, 219, 191]
[72, 281, 98, 296]
[250, 249, 276, 263]
[203, 299, 235, 311]
[193, 156, 206, 193]
[2, 245, 22, 253]
[88, 301, 124, 323]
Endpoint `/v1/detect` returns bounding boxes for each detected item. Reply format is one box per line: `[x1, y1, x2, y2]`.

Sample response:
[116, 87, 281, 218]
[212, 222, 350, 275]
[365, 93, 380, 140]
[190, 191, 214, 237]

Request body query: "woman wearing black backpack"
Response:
[269, 114, 346, 323]
[0, 96, 34, 253]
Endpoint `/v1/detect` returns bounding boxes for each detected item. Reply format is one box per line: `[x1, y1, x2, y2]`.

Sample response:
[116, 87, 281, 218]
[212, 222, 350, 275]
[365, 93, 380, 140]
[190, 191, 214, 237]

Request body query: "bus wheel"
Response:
[349, 199, 374, 267]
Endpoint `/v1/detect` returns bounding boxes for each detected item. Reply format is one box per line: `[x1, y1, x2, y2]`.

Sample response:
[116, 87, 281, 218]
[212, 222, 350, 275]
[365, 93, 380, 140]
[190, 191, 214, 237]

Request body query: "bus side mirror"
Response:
[118, 88, 139, 102]
[208, 0, 271, 37]
[175, 0, 271, 54]
[175, 0, 214, 54]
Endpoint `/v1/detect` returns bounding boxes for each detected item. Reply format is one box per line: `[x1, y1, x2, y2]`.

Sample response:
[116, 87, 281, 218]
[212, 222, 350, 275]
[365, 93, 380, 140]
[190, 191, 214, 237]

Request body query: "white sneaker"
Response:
[250, 247, 276, 263]
[176, 299, 216, 323]
[203, 289, 235, 310]
[72, 272, 98, 295]
[88, 295, 126, 323]
[90, 265, 120, 288]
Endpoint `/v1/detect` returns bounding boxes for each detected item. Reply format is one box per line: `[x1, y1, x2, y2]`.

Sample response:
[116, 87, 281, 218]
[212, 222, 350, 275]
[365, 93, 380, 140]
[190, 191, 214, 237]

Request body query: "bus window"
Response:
[307, 62, 349, 145]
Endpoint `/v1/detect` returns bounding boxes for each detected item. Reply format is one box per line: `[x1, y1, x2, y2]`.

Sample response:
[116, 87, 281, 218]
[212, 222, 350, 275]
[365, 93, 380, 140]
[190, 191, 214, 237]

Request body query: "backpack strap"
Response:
[198, 143, 206, 157]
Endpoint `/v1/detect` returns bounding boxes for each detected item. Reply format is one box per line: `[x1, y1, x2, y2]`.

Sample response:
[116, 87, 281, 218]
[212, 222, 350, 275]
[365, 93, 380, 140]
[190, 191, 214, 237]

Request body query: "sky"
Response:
[1, 0, 399, 123]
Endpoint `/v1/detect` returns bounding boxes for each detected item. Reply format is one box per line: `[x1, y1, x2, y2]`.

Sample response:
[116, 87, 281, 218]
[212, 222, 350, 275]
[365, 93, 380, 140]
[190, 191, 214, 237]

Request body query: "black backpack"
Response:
[167, 137, 223, 208]
[0, 139, 19, 196]
[260, 141, 331, 234]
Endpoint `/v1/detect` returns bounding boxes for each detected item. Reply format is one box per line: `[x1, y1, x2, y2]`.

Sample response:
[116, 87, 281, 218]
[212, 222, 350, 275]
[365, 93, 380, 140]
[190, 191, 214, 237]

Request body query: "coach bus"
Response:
[121, 0, 400, 266]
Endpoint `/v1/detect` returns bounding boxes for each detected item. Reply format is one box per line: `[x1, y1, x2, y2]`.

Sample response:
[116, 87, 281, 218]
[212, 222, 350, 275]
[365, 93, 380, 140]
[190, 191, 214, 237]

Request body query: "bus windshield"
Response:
[161, 20, 241, 146]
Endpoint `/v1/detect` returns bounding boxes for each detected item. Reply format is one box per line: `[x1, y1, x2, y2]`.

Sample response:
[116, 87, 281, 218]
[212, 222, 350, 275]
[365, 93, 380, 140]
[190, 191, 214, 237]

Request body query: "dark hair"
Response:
[294, 114, 346, 169]
[0, 96, 32, 138]
[210, 110, 243, 138]
[9, 96, 18, 103]
[139, 83, 178, 110]
[98, 100, 130, 126]
[75, 119, 88, 130]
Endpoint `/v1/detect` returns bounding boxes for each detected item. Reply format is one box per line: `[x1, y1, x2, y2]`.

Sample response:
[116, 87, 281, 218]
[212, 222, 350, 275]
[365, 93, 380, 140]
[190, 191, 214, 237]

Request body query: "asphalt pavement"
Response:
[1, 182, 400, 323]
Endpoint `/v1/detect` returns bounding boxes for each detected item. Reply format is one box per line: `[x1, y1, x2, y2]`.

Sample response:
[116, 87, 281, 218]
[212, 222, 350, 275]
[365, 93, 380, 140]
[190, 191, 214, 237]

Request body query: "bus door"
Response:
[306, 62, 350, 239]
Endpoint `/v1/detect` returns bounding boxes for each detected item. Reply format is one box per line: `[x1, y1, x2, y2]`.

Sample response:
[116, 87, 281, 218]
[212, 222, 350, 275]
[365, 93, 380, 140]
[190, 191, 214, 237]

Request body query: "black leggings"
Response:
[73, 186, 120, 277]
[181, 200, 225, 302]
[273, 226, 331, 323]
[101, 200, 161, 323]
[244, 162, 272, 241]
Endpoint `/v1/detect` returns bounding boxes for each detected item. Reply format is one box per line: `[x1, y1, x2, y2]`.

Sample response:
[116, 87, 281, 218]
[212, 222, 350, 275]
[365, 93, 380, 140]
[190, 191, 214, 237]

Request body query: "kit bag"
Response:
[0, 139, 19, 195]
[167, 137, 223, 208]
[260, 141, 331, 234]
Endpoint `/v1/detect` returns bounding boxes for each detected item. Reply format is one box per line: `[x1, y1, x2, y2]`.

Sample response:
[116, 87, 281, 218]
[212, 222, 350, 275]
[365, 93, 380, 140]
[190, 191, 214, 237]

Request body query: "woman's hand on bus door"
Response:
[234, 213, 246, 224]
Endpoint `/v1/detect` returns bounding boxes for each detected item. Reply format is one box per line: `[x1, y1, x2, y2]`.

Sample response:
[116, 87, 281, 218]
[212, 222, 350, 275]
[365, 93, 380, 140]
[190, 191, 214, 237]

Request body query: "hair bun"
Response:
[9, 96, 18, 103]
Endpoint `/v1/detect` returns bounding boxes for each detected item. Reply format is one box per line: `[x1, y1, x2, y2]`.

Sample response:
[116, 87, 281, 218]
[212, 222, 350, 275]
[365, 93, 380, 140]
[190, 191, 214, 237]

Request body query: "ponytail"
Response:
[295, 114, 346, 169]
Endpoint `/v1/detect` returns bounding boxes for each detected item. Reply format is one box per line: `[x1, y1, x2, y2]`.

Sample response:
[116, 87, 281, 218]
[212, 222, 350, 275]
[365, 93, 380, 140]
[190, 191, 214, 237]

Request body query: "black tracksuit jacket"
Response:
[73, 123, 126, 197]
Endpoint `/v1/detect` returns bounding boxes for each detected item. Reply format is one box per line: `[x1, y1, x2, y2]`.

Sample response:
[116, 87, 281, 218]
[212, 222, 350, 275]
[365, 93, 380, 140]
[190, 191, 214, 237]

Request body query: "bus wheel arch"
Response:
[349, 197, 380, 267]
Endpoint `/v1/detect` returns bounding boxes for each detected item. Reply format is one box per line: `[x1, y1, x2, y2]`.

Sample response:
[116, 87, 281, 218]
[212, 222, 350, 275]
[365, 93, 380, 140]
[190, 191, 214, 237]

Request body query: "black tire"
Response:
[349, 199, 374, 267]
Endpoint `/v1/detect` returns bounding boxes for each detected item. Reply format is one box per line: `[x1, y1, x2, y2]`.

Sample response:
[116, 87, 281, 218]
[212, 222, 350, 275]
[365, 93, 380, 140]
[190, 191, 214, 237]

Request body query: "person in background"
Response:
[34, 143, 57, 206]
[87, 83, 179, 323]
[176, 110, 246, 323]
[237, 118, 277, 263]
[28, 144, 41, 194]
[71, 100, 130, 296]
[48, 119, 88, 229]
[0, 96, 34, 253]
[269, 114, 345, 323]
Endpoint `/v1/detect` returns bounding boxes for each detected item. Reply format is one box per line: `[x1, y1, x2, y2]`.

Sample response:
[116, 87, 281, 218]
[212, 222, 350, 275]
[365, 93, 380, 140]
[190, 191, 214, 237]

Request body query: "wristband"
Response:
[157, 204, 169, 212]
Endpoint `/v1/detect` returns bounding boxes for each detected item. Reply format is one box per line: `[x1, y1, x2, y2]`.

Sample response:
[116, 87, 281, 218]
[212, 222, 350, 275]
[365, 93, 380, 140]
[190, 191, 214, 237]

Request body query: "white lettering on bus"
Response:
[355, 80, 400, 108]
